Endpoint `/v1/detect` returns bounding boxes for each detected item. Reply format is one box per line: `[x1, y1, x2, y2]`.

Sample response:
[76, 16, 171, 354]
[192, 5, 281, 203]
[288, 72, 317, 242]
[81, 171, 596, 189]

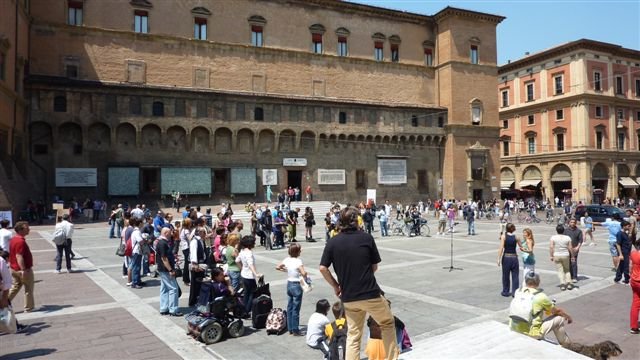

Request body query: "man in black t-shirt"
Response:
[319, 207, 398, 360]
[156, 228, 182, 316]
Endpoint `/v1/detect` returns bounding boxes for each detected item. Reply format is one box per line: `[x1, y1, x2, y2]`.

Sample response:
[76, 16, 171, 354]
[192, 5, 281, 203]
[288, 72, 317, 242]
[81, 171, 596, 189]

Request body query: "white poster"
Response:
[318, 169, 346, 185]
[262, 169, 278, 186]
[0, 211, 12, 227]
[55, 168, 97, 187]
[366, 189, 377, 205]
[377, 159, 407, 184]
[283, 158, 307, 167]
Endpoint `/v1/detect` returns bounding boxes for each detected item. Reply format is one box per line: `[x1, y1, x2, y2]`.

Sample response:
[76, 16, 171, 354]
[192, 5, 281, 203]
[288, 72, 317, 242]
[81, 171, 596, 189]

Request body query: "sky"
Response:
[352, 0, 640, 65]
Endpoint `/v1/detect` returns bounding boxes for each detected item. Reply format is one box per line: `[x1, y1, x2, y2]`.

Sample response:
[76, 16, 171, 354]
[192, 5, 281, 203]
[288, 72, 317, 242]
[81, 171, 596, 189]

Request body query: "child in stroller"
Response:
[186, 267, 245, 344]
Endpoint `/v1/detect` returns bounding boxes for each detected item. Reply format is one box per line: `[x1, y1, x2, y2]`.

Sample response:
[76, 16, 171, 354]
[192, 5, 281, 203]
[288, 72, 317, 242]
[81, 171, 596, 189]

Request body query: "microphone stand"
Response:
[443, 222, 463, 272]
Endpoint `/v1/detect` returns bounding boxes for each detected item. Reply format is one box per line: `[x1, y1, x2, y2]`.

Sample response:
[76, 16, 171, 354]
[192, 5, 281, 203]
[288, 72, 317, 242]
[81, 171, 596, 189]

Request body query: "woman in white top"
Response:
[237, 236, 262, 316]
[550, 224, 574, 290]
[275, 243, 308, 336]
[179, 218, 192, 285]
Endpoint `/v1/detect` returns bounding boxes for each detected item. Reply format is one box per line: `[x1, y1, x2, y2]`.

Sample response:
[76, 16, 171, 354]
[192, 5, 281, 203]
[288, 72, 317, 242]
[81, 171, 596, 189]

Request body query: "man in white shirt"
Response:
[54, 214, 75, 273]
[130, 204, 144, 220]
[0, 219, 12, 253]
[129, 217, 145, 288]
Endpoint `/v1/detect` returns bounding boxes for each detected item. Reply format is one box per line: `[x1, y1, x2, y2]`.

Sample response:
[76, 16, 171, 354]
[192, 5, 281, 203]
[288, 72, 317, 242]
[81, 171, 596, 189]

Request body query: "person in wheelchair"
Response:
[198, 267, 236, 315]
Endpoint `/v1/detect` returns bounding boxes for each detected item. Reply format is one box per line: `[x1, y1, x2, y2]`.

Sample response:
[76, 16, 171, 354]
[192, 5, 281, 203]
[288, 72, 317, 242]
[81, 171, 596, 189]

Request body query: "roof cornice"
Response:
[285, 0, 434, 25]
[434, 6, 505, 24]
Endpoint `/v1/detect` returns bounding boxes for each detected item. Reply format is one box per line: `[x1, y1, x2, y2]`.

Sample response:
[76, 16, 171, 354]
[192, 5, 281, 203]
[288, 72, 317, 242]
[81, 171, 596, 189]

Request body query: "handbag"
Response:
[300, 276, 313, 293]
[0, 306, 17, 334]
[174, 267, 182, 278]
[116, 241, 126, 257]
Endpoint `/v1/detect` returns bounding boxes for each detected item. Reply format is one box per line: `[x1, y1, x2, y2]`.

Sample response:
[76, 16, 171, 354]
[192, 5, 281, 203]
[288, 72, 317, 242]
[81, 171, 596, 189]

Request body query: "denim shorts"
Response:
[608, 241, 619, 256]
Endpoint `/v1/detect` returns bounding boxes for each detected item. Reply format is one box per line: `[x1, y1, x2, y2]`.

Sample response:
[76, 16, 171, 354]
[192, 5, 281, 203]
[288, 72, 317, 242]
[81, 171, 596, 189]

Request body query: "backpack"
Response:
[52, 227, 67, 246]
[265, 308, 287, 335]
[328, 319, 347, 360]
[509, 288, 540, 324]
[123, 228, 133, 257]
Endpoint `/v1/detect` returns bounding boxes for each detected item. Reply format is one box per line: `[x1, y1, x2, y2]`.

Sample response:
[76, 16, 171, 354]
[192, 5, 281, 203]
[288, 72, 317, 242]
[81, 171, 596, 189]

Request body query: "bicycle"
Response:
[517, 210, 528, 223]
[484, 211, 495, 220]
[390, 219, 407, 236]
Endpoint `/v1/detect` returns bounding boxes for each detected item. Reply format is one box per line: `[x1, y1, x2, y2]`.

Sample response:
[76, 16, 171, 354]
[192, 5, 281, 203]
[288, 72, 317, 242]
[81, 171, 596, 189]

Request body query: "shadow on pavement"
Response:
[38, 304, 73, 313]
[0, 348, 56, 359]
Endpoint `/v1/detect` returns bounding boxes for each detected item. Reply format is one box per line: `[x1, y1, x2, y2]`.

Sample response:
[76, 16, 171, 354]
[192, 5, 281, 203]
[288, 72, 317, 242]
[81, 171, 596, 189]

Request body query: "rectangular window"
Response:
[528, 137, 535, 154]
[65, 64, 78, 79]
[527, 114, 535, 125]
[197, 100, 207, 118]
[417, 170, 427, 191]
[554, 75, 563, 95]
[502, 120, 508, 129]
[556, 134, 564, 151]
[616, 76, 623, 94]
[595, 106, 603, 118]
[374, 42, 383, 61]
[635, 79, 640, 97]
[618, 109, 624, 121]
[391, 44, 399, 62]
[312, 33, 323, 54]
[338, 111, 347, 124]
[470, 45, 479, 64]
[411, 115, 418, 127]
[526, 82, 534, 101]
[105, 94, 117, 114]
[356, 169, 366, 189]
[501, 90, 509, 107]
[594, 71, 601, 91]
[174, 99, 185, 116]
[129, 96, 141, 115]
[134, 10, 148, 34]
[424, 48, 433, 66]
[67, 1, 83, 26]
[194, 18, 207, 40]
[618, 133, 625, 150]
[556, 109, 564, 120]
[502, 141, 509, 156]
[596, 131, 603, 149]
[251, 26, 263, 47]
[337, 37, 348, 57]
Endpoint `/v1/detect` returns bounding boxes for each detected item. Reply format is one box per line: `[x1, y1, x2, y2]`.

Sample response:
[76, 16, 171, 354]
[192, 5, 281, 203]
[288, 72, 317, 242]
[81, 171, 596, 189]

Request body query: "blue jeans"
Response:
[467, 220, 475, 235]
[380, 221, 388, 236]
[110, 221, 123, 238]
[143, 254, 150, 275]
[286, 281, 303, 332]
[159, 271, 179, 313]
[242, 277, 257, 314]
[130, 253, 143, 285]
[229, 271, 241, 293]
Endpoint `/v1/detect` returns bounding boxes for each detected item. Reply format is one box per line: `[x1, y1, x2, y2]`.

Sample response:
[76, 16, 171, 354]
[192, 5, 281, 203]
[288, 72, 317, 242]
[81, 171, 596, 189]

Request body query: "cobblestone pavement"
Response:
[1, 209, 638, 359]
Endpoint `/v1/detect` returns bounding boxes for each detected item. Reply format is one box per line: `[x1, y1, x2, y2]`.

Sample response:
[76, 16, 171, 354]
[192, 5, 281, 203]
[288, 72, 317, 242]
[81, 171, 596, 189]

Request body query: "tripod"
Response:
[443, 222, 463, 272]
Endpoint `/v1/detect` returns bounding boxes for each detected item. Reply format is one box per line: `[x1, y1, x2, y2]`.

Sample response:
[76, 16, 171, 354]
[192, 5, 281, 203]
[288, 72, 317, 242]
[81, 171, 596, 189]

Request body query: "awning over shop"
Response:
[619, 177, 639, 188]
[500, 180, 514, 190]
[519, 179, 541, 188]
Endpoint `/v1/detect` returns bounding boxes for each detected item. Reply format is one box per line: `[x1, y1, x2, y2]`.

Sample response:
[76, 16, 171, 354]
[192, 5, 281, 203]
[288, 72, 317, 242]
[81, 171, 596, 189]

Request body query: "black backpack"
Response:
[328, 320, 347, 360]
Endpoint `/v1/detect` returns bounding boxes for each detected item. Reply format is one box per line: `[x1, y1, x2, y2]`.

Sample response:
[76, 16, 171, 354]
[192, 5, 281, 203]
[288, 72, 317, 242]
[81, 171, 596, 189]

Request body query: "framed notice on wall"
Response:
[262, 169, 278, 186]
[317, 169, 346, 185]
[55, 168, 97, 187]
[231, 168, 256, 194]
[377, 159, 407, 184]
[160, 168, 211, 195]
[108, 167, 140, 196]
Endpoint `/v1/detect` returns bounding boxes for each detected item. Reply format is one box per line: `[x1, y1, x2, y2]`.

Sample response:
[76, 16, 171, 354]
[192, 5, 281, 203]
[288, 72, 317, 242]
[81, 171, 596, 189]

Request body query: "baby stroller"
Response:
[185, 281, 245, 344]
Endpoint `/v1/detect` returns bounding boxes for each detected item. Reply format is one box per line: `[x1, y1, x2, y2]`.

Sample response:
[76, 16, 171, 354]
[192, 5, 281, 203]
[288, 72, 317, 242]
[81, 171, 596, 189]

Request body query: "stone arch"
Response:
[500, 167, 515, 189]
[592, 163, 609, 179]
[618, 164, 630, 177]
[391, 135, 398, 144]
[319, 133, 329, 148]
[215, 127, 232, 153]
[116, 123, 136, 148]
[237, 128, 254, 154]
[166, 126, 187, 151]
[550, 163, 572, 181]
[346, 134, 356, 149]
[258, 129, 275, 153]
[417, 135, 424, 145]
[382, 135, 390, 146]
[356, 135, 365, 148]
[29, 122, 53, 155]
[87, 122, 111, 150]
[141, 124, 162, 148]
[522, 165, 542, 180]
[58, 122, 82, 155]
[279, 129, 296, 152]
[191, 126, 210, 153]
[300, 131, 315, 152]
[337, 134, 347, 148]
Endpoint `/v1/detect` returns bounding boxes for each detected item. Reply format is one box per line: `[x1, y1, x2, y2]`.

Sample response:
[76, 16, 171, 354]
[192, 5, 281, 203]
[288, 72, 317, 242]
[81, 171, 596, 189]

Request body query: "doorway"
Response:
[141, 168, 159, 194]
[287, 170, 302, 190]
[213, 169, 228, 195]
[472, 189, 483, 202]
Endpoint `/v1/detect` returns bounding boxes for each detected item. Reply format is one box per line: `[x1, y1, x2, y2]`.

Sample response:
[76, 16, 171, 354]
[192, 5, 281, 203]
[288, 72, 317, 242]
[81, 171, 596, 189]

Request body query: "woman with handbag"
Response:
[520, 228, 536, 278]
[275, 243, 309, 336]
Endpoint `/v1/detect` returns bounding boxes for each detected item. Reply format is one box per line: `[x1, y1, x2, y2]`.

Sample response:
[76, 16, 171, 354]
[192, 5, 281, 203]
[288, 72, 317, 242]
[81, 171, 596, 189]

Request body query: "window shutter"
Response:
[134, 10, 148, 16]
[312, 33, 323, 43]
[195, 17, 207, 25]
[338, 36, 347, 43]
[424, 48, 432, 55]
[68, 1, 83, 9]
[391, 44, 398, 51]
[251, 25, 263, 33]
[374, 41, 383, 49]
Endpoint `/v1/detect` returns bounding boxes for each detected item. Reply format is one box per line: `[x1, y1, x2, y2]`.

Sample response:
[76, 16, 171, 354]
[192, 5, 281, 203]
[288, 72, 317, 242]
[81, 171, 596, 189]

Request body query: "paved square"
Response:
[2, 208, 638, 359]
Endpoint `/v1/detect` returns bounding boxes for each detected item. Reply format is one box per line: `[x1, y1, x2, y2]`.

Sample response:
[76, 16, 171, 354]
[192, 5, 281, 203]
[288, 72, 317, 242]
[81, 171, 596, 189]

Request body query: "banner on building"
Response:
[55, 168, 97, 187]
[161, 168, 211, 195]
[262, 169, 278, 186]
[377, 159, 407, 184]
[317, 169, 346, 185]
[231, 168, 257, 194]
[108, 167, 140, 196]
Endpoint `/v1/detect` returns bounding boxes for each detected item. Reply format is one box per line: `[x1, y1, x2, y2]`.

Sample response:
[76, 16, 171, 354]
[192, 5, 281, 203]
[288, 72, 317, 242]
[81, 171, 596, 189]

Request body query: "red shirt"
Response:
[9, 234, 33, 271]
[631, 250, 640, 283]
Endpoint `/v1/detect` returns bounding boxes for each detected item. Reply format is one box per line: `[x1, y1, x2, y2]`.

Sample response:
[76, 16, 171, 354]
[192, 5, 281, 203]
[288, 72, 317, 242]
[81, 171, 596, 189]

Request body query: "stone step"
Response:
[401, 321, 588, 359]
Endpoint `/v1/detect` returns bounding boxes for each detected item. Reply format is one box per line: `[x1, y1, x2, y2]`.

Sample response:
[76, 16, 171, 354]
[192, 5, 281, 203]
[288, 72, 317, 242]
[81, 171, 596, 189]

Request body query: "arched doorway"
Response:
[591, 163, 608, 204]
[617, 164, 637, 200]
[520, 166, 543, 200]
[500, 167, 515, 199]
[550, 163, 572, 203]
